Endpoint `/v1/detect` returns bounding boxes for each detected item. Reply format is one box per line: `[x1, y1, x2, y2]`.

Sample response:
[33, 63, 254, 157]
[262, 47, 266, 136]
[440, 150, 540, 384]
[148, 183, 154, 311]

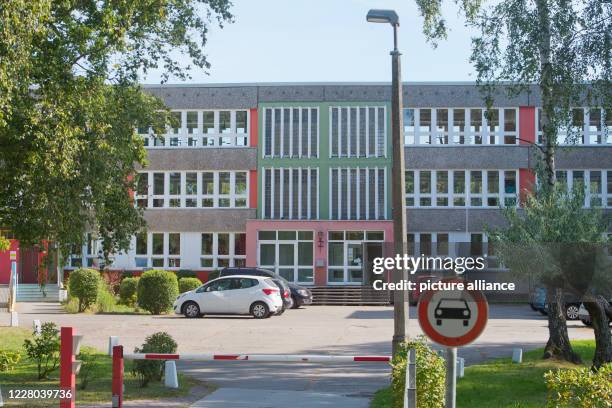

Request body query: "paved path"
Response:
[14, 302, 595, 407]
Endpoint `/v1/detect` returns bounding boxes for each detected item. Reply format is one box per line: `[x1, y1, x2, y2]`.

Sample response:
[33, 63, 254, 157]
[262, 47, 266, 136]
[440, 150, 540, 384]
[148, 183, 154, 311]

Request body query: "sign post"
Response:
[417, 278, 488, 408]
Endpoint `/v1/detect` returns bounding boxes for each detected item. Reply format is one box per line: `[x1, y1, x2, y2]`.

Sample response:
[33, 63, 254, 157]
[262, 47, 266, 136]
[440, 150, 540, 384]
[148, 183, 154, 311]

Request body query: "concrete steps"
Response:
[310, 286, 391, 306]
[16, 284, 60, 302]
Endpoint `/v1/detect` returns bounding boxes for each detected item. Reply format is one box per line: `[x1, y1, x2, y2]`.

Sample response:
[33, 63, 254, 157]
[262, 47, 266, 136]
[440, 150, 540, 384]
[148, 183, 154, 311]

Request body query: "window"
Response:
[135, 173, 149, 208]
[263, 168, 318, 219]
[140, 110, 249, 148]
[263, 107, 318, 158]
[137, 171, 248, 209]
[257, 231, 314, 283]
[330, 106, 386, 158]
[133, 232, 181, 269]
[406, 170, 518, 208]
[200, 232, 246, 269]
[331, 167, 386, 220]
[403, 108, 517, 145]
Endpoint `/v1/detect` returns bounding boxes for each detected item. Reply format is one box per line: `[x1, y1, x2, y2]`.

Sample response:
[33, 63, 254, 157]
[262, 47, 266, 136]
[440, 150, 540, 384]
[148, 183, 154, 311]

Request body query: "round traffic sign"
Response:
[417, 278, 488, 347]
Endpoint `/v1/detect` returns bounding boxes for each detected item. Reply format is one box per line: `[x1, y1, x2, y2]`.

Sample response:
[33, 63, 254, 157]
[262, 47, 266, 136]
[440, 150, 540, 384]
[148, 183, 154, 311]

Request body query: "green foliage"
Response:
[0, 0, 233, 259]
[0, 350, 21, 372]
[77, 348, 97, 390]
[95, 282, 117, 313]
[131, 332, 178, 387]
[68, 268, 101, 312]
[23, 322, 60, 380]
[137, 270, 179, 315]
[179, 277, 202, 294]
[391, 336, 445, 408]
[177, 269, 197, 279]
[545, 364, 612, 407]
[119, 277, 140, 306]
[0, 235, 10, 251]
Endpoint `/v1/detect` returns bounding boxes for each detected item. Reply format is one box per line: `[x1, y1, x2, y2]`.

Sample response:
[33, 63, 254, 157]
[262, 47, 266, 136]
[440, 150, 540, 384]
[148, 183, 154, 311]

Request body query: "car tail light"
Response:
[282, 290, 290, 298]
[262, 288, 279, 296]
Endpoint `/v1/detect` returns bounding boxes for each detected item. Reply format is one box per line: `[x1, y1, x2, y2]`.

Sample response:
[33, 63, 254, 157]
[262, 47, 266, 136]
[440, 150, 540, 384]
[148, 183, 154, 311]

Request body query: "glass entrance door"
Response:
[257, 230, 314, 284]
[328, 241, 363, 285]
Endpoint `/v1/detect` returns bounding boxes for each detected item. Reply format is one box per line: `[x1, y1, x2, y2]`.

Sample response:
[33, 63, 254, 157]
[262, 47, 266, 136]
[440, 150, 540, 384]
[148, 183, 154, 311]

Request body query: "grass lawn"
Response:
[370, 340, 596, 408]
[0, 327, 211, 407]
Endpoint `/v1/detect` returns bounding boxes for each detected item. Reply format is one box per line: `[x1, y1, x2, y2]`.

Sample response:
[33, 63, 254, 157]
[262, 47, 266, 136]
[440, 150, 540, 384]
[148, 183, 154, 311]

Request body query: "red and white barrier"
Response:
[123, 352, 391, 363]
[112, 346, 392, 408]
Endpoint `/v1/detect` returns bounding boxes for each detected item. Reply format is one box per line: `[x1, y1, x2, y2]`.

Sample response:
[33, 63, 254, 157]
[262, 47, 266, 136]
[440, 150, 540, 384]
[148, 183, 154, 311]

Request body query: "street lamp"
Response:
[366, 9, 408, 357]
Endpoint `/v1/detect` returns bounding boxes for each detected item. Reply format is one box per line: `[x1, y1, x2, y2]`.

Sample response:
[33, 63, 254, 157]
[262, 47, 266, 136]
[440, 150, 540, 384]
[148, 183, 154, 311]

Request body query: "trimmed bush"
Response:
[179, 277, 202, 294]
[545, 363, 612, 407]
[137, 270, 179, 314]
[132, 332, 178, 387]
[68, 268, 101, 312]
[391, 336, 445, 408]
[119, 277, 140, 306]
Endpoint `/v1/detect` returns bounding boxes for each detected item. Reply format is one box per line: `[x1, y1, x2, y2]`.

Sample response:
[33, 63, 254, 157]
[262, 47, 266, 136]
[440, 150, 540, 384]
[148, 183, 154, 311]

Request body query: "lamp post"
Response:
[367, 9, 408, 357]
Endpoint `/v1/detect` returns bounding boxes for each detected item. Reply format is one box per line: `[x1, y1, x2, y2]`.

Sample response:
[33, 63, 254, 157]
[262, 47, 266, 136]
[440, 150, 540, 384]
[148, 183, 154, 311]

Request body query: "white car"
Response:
[173, 275, 283, 319]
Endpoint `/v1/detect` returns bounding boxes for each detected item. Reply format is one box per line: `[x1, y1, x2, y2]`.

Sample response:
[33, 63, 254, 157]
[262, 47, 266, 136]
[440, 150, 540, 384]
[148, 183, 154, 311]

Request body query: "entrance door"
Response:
[19, 247, 39, 284]
[327, 241, 364, 285]
[363, 243, 383, 286]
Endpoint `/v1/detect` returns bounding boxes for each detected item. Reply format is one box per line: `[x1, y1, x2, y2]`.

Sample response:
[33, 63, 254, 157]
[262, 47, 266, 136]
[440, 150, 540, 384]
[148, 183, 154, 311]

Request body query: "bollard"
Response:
[112, 346, 124, 408]
[10, 312, 18, 327]
[33, 319, 42, 335]
[0, 383, 4, 407]
[456, 357, 465, 378]
[108, 336, 120, 356]
[164, 361, 179, 389]
[512, 348, 523, 363]
[403, 349, 416, 408]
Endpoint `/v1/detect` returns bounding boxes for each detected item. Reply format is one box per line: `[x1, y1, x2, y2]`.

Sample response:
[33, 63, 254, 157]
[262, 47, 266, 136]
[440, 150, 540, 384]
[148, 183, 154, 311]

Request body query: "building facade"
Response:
[61, 83, 612, 291]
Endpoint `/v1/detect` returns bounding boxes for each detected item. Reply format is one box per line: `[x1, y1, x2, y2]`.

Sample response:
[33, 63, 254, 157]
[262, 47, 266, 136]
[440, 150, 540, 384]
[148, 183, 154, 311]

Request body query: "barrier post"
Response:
[59, 327, 75, 408]
[112, 345, 124, 408]
[404, 349, 416, 408]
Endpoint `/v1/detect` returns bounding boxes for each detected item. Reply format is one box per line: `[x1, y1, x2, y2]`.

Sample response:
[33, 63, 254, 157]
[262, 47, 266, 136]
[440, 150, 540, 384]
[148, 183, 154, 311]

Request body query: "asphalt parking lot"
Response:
[16, 303, 595, 407]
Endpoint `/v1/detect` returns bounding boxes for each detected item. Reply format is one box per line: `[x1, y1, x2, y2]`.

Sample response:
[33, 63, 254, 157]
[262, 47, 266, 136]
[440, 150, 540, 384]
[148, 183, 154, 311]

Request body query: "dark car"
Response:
[219, 267, 313, 309]
[531, 287, 582, 321]
[434, 298, 471, 326]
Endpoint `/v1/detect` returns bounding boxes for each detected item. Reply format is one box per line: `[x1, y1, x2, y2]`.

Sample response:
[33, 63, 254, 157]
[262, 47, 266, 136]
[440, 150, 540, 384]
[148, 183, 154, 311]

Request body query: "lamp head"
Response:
[366, 9, 399, 26]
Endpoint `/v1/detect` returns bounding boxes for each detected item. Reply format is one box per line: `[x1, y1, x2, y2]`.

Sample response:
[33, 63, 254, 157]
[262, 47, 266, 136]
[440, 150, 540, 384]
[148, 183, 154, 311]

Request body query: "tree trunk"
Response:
[543, 287, 582, 364]
[583, 294, 612, 368]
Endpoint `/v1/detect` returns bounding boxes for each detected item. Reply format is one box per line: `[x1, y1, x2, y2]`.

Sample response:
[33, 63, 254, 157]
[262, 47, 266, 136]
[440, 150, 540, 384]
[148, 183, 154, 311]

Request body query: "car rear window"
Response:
[438, 299, 468, 308]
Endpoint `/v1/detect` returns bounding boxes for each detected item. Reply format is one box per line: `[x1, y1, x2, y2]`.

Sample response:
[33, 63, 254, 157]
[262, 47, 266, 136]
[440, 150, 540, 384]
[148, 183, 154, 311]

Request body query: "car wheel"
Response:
[538, 308, 548, 316]
[182, 301, 200, 318]
[276, 307, 285, 316]
[251, 302, 270, 319]
[291, 296, 300, 309]
[463, 320, 469, 326]
[580, 317, 592, 327]
[436, 319, 442, 326]
[529, 303, 537, 311]
[565, 304, 580, 320]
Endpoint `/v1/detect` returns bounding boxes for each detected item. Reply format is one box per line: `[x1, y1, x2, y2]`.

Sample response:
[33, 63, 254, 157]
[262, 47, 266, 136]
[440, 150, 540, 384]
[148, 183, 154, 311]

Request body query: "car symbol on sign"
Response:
[434, 298, 471, 327]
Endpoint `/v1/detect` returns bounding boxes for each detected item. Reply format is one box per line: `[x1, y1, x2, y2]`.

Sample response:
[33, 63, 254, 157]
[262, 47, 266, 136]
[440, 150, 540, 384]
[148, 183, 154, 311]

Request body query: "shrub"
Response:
[63, 297, 80, 313]
[177, 269, 196, 279]
[131, 332, 178, 387]
[391, 336, 445, 408]
[23, 322, 60, 379]
[77, 348, 97, 390]
[179, 277, 202, 294]
[68, 268, 100, 312]
[0, 351, 21, 372]
[137, 270, 179, 314]
[545, 363, 612, 407]
[95, 282, 117, 313]
[119, 277, 140, 306]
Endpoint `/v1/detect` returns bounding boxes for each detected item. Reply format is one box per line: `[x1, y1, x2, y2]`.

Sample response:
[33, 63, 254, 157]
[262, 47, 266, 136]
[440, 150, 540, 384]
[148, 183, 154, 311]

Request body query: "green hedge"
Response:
[178, 277, 202, 294]
[137, 270, 178, 314]
[545, 363, 612, 407]
[119, 277, 140, 306]
[392, 336, 445, 408]
[68, 268, 101, 312]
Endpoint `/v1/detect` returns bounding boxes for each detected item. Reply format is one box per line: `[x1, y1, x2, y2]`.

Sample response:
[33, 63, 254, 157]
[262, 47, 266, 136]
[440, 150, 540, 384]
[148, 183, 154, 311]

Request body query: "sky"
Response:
[142, 0, 478, 84]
